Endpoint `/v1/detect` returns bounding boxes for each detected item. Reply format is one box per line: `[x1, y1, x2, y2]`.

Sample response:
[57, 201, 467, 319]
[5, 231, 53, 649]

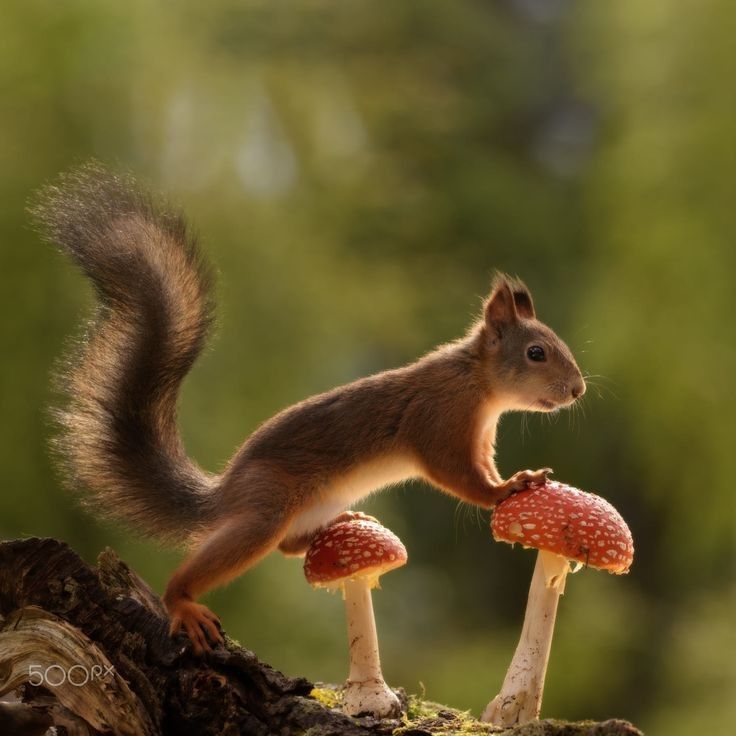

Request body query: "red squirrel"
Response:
[33, 163, 586, 654]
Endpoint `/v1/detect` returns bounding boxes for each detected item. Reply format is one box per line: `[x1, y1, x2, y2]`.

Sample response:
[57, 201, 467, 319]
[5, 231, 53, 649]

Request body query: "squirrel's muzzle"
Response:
[571, 377, 586, 400]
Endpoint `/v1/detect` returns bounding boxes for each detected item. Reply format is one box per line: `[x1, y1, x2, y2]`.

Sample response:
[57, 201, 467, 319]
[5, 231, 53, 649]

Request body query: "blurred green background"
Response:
[1, 1, 734, 734]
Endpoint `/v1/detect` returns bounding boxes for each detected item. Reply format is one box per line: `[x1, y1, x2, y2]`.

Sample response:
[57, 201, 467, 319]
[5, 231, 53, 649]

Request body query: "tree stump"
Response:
[0, 538, 642, 736]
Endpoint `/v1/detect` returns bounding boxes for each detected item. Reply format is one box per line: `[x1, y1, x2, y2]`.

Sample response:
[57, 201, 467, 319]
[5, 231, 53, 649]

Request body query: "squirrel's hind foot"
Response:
[168, 599, 224, 655]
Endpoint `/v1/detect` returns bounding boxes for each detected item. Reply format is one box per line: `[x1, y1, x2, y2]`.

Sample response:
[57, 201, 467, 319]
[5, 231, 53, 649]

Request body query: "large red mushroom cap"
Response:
[492, 481, 634, 574]
[304, 519, 408, 589]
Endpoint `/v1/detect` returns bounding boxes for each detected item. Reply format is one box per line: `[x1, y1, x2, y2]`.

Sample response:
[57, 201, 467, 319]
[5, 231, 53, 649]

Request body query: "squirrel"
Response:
[32, 162, 586, 654]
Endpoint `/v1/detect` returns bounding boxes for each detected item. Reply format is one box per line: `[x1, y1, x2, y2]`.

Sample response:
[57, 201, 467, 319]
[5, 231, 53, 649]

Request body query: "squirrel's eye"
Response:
[527, 345, 546, 362]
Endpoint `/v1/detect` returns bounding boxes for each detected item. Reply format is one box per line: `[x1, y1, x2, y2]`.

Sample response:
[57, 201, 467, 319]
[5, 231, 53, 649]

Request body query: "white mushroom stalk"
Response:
[342, 577, 400, 717]
[482, 481, 634, 727]
[303, 518, 407, 719]
[481, 550, 572, 726]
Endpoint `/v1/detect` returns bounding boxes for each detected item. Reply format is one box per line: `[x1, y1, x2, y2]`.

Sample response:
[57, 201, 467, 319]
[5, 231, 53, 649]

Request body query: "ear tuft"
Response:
[484, 272, 518, 337]
[508, 276, 535, 319]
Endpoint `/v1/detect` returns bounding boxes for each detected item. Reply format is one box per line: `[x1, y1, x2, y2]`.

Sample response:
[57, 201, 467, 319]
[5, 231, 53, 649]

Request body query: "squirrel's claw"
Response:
[168, 600, 224, 655]
[528, 467, 553, 486]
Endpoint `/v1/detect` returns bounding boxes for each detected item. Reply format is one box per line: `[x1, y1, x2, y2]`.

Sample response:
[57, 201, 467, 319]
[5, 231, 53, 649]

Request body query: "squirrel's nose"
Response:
[571, 379, 586, 400]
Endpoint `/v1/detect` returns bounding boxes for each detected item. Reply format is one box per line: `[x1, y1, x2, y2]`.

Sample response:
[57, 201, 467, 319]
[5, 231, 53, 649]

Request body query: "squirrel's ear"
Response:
[509, 277, 535, 319]
[484, 273, 518, 337]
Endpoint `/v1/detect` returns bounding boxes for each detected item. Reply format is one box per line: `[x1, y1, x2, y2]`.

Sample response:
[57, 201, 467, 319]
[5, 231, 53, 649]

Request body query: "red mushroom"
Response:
[304, 518, 407, 718]
[481, 481, 634, 727]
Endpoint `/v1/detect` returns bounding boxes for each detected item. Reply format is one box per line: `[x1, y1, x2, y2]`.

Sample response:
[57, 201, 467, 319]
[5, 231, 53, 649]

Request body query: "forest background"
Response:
[1, 2, 733, 734]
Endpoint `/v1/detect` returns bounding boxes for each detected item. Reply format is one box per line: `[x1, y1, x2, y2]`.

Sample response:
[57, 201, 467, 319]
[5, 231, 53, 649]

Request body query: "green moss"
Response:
[305, 688, 640, 736]
[404, 695, 445, 721]
[309, 686, 342, 709]
[395, 696, 494, 735]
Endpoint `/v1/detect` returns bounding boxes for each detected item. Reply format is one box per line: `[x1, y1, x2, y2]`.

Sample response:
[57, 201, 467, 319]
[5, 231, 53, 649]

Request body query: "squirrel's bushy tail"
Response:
[31, 162, 217, 544]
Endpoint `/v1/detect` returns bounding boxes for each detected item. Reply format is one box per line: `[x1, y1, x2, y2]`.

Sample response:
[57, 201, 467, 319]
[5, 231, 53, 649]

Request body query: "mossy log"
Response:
[0, 538, 642, 736]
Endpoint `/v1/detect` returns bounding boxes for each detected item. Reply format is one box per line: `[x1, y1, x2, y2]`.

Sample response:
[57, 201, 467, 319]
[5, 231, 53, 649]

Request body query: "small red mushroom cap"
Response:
[304, 519, 408, 589]
[492, 481, 634, 573]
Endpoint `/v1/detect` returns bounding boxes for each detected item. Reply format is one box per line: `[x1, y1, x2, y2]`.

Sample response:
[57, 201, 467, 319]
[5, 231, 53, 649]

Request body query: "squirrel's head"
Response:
[480, 273, 585, 412]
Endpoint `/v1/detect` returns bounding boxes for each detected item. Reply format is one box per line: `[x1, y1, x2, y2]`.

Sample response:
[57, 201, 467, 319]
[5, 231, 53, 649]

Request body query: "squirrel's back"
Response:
[32, 163, 217, 543]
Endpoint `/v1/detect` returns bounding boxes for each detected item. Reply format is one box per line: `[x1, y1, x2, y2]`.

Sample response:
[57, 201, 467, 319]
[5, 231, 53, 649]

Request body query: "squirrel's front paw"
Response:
[503, 467, 553, 495]
[332, 510, 380, 525]
[526, 467, 552, 487]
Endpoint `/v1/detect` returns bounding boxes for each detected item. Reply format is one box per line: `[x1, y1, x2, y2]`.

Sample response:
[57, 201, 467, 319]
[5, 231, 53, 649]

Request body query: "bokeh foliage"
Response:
[0, 1, 733, 734]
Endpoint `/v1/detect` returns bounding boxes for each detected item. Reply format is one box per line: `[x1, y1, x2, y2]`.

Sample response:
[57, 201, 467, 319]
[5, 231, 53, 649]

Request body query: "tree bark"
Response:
[0, 538, 642, 736]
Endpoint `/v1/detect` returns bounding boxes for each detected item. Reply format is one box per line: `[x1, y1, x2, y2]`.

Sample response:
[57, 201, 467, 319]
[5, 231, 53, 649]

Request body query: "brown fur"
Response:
[33, 163, 585, 652]
[31, 163, 217, 544]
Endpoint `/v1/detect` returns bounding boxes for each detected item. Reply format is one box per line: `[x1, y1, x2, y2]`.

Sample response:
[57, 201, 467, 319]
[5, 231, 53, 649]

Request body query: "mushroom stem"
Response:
[481, 550, 569, 726]
[342, 578, 400, 718]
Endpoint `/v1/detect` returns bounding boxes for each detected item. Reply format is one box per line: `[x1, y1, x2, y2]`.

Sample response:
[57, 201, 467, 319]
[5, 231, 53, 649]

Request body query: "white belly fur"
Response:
[283, 454, 420, 541]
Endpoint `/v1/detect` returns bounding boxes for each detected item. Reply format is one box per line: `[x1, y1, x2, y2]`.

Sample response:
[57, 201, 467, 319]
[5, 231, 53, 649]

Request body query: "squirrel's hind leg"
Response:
[163, 508, 292, 654]
[278, 510, 380, 557]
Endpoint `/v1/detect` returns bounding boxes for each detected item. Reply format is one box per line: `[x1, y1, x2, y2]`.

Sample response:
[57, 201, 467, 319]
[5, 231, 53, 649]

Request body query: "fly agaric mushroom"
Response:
[304, 518, 407, 718]
[481, 481, 633, 727]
